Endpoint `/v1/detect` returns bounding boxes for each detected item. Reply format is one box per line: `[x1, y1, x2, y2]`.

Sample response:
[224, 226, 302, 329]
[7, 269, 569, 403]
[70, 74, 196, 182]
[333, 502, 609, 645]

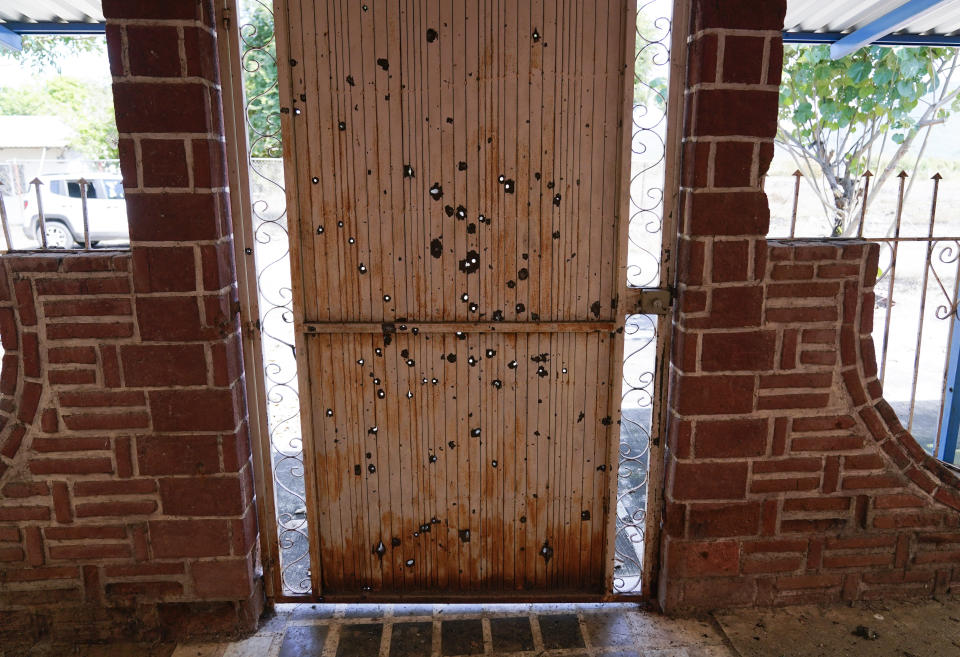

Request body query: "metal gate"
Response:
[219, 0, 685, 600]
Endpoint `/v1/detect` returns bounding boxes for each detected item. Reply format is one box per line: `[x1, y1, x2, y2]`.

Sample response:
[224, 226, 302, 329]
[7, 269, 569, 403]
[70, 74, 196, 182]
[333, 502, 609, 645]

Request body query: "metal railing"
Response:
[769, 169, 960, 464]
[0, 177, 97, 252]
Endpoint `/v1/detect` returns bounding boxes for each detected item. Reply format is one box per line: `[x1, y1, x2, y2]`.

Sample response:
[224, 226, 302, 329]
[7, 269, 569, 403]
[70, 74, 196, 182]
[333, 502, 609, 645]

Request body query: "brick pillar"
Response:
[102, 0, 261, 634]
[660, 0, 787, 610]
[660, 0, 960, 612]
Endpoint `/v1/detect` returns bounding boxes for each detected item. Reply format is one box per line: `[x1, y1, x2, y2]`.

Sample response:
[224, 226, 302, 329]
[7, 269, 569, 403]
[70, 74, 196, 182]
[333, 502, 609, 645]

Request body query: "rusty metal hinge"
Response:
[222, 4, 232, 28]
[634, 288, 673, 316]
[243, 319, 261, 339]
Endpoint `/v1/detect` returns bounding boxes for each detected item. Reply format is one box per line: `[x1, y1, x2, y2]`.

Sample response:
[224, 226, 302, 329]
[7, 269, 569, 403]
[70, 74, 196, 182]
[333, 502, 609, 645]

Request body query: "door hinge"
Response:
[634, 288, 673, 316]
[222, 5, 232, 28]
[243, 319, 261, 338]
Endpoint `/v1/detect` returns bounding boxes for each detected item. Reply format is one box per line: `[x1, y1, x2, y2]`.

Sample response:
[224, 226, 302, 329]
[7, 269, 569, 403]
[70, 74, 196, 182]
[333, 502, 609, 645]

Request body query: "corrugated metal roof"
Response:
[785, 0, 960, 37]
[0, 0, 103, 24]
[1, 0, 956, 36]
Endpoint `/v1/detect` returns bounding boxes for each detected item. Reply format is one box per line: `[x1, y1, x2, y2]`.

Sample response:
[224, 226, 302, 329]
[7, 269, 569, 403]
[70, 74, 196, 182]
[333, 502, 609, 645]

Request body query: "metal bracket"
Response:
[243, 319, 261, 339]
[634, 288, 673, 316]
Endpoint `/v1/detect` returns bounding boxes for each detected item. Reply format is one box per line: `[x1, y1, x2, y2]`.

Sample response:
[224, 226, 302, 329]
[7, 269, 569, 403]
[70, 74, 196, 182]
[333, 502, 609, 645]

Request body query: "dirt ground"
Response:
[715, 597, 960, 657]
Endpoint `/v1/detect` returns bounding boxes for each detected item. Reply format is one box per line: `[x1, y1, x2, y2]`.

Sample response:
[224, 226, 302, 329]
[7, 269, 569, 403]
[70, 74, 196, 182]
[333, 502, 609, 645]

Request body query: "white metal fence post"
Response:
[0, 183, 13, 252]
[30, 177, 47, 249]
[78, 177, 91, 250]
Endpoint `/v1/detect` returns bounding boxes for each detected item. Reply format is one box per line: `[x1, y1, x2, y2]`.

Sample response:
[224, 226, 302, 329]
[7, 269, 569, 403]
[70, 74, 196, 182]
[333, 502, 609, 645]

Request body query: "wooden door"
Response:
[277, 0, 636, 597]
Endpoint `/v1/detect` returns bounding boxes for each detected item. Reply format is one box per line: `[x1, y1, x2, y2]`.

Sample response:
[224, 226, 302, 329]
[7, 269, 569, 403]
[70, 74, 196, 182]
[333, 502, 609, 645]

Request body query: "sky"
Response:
[0, 38, 111, 88]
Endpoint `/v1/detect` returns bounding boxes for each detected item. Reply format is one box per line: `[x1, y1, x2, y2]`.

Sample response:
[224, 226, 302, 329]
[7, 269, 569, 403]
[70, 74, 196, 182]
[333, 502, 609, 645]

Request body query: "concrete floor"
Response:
[715, 598, 960, 657]
[14, 598, 960, 656]
[166, 603, 734, 657]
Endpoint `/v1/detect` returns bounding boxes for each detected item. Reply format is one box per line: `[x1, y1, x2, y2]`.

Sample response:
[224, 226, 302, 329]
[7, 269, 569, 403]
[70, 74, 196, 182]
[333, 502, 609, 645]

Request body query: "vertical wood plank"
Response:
[281, 0, 634, 597]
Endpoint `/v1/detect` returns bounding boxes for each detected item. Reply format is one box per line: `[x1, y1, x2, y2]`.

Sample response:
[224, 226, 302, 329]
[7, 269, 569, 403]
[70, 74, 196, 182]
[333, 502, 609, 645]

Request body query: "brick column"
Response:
[662, 0, 960, 612]
[661, 0, 788, 609]
[103, 0, 261, 635]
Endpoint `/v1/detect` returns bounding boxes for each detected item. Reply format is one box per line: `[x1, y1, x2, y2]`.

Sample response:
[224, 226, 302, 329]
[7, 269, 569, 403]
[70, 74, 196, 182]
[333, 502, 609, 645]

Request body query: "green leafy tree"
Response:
[0, 77, 117, 159]
[634, 12, 670, 108]
[240, 0, 282, 158]
[0, 35, 103, 73]
[0, 36, 117, 159]
[778, 44, 960, 236]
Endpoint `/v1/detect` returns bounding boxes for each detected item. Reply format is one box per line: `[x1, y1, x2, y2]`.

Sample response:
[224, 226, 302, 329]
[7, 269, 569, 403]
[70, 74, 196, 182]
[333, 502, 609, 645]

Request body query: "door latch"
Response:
[634, 288, 673, 316]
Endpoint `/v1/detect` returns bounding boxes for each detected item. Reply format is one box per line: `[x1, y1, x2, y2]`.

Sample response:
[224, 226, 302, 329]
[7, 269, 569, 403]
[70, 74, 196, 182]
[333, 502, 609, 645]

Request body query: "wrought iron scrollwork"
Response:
[239, 0, 309, 595]
[614, 314, 657, 593]
[625, 1, 671, 290]
[615, 0, 673, 594]
[932, 240, 960, 321]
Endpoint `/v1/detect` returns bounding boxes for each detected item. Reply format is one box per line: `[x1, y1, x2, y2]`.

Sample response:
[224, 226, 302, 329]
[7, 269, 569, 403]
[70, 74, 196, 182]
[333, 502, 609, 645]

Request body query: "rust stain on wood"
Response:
[281, 0, 630, 594]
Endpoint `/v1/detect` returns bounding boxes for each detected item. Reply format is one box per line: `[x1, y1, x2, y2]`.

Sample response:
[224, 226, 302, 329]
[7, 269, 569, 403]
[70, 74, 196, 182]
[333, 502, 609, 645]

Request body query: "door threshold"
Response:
[272, 592, 650, 606]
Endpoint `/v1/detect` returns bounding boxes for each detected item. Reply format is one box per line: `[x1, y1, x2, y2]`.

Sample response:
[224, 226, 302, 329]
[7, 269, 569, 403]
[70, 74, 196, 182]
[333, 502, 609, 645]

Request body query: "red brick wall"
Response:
[3, 0, 959, 635]
[0, 0, 260, 646]
[661, 0, 960, 611]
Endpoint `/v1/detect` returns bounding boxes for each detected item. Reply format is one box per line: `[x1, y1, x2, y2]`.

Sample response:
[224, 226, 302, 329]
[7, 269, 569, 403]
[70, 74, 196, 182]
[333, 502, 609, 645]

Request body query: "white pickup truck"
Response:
[15, 174, 129, 248]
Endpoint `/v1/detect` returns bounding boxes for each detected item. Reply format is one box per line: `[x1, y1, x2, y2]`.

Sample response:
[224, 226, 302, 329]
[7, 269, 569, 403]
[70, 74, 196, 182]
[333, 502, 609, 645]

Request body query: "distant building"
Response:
[0, 115, 77, 194]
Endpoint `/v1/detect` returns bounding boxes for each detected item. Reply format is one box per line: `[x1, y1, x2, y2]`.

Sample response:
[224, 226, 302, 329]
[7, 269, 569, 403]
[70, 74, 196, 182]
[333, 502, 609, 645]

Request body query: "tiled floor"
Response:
[169, 603, 735, 657]
[18, 598, 960, 656]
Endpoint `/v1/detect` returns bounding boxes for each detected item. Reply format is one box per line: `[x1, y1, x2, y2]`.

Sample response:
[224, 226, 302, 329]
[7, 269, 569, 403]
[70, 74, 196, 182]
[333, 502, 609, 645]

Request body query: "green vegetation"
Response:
[634, 13, 670, 108]
[0, 35, 117, 159]
[778, 44, 960, 236]
[240, 0, 281, 158]
[0, 9, 283, 161]
[2, 34, 103, 73]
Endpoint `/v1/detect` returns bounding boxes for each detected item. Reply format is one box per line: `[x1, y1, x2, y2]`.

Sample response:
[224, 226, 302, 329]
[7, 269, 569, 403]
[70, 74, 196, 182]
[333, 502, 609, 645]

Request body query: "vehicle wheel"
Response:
[36, 220, 74, 249]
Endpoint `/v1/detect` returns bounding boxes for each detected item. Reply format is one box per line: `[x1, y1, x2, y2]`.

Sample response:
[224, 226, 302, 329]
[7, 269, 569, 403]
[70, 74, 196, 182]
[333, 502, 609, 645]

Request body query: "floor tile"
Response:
[84, 645, 176, 657]
[278, 625, 329, 657]
[683, 646, 737, 657]
[631, 615, 724, 650]
[390, 604, 435, 618]
[223, 636, 276, 657]
[481, 603, 532, 615]
[538, 614, 585, 650]
[288, 604, 338, 621]
[489, 617, 534, 653]
[336, 623, 383, 657]
[341, 604, 390, 619]
[258, 613, 293, 636]
[436, 604, 485, 617]
[582, 612, 635, 647]
[440, 619, 484, 655]
[389, 621, 433, 657]
[171, 646, 226, 657]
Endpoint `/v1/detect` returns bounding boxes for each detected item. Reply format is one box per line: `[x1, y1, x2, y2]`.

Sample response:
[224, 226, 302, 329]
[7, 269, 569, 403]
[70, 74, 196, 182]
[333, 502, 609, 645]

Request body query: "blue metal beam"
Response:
[1, 22, 105, 35]
[830, 0, 953, 58]
[784, 30, 960, 47]
[938, 316, 960, 464]
[0, 23, 23, 51]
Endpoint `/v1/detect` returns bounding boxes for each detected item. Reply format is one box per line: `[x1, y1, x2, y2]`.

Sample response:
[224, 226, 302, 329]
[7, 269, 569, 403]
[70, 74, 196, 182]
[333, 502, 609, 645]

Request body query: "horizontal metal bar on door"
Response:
[301, 321, 617, 334]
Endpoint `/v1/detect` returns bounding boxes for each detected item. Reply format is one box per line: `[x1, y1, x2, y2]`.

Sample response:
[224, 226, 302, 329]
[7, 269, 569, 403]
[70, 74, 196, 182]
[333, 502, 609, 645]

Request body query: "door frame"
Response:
[218, 0, 690, 603]
[612, 0, 691, 601]
[215, 0, 325, 601]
